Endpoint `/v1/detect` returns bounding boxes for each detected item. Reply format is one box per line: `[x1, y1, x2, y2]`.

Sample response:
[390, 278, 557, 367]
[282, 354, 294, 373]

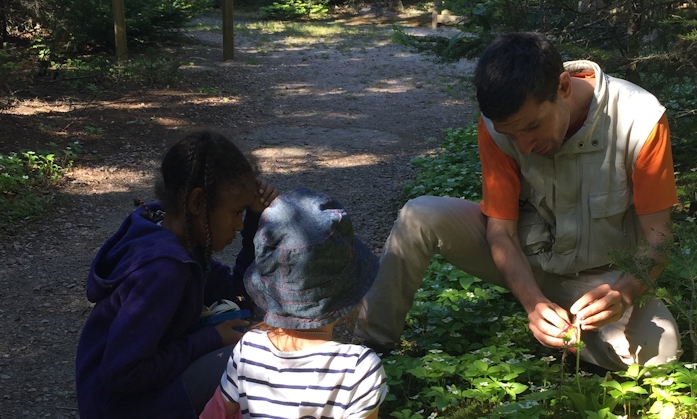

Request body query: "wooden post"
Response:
[222, 0, 234, 61]
[112, 0, 128, 61]
[431, 0, 442, 29]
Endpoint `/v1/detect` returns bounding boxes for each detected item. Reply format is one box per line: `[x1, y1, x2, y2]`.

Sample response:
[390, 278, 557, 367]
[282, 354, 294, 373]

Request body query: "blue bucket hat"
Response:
[244, 188, 378, 330]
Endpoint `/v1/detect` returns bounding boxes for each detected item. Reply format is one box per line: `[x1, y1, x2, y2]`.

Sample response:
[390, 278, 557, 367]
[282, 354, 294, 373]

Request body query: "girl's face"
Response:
[193, 182, 257, 252]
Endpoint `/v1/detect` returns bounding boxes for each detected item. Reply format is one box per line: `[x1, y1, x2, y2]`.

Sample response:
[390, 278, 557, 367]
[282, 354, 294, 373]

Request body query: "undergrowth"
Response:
[0, 142, 80, 230]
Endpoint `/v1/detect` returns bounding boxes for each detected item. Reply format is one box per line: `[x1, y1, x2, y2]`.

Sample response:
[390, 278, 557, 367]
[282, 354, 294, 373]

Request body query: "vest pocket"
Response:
[518, 199, 553, 255]
[587, 188, 632, 266]
[589, 188, 629, 218]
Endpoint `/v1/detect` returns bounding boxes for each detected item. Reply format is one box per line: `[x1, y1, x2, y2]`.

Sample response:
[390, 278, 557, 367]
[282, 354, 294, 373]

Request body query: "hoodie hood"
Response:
[86, 203, 193, 302]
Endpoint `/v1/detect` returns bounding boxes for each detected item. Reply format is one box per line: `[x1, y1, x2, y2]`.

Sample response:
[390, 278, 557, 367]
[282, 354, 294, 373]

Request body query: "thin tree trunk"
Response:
[625, 0, 643, 85]
[0, 0, 8, 42]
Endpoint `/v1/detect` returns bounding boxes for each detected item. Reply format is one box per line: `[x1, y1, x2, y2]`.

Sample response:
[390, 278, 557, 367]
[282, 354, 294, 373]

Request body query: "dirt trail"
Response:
[0, 11, 475, 418]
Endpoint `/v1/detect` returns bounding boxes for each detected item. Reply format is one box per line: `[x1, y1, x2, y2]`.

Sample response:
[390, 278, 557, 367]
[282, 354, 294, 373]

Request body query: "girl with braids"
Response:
[75, 131, 280, 419]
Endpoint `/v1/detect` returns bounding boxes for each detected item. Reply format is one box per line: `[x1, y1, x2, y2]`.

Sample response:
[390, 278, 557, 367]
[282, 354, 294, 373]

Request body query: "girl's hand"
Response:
[214, 319, 249, 346]
[249, 178, 280, 213]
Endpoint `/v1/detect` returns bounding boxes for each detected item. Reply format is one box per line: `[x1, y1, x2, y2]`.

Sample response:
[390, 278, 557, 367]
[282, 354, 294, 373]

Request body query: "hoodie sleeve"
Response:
[99, 259, 222, 393]
[204, 210, 261, 309]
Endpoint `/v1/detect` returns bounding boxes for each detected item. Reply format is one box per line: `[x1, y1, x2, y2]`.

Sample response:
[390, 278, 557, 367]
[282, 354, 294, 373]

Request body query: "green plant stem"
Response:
[575, 348, 582, 394]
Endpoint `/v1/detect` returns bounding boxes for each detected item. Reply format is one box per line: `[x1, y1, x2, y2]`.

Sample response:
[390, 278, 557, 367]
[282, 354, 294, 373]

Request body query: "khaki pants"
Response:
[356, 196, 681, 370]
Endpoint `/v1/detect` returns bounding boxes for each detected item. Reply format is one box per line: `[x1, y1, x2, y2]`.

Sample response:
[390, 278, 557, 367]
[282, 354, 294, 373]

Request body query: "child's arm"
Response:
[98, 262, 224, 393]
[199, 386, 240, 419]
[224, 399, 241, 417]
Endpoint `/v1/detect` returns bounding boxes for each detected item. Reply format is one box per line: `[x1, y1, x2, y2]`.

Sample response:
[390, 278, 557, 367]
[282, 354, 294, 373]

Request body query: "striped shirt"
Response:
[220, 330, 388, 419]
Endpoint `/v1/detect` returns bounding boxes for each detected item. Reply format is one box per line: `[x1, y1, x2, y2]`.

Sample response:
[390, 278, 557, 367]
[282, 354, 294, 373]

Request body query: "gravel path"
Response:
[0, 10, 475, 417]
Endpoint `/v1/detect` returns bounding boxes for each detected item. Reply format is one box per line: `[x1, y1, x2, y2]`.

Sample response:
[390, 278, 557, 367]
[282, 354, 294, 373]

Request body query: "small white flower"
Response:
[481, 358, 492, 364]
[442, 317, 453, 323]
[482, 351, 491, 357]
[684, 363, 697, 369]
[541, 356, 556, 363]
[471, 349, 481, 354]
[522, 354, 535, 360]
[504, 341, 515, 347]
[667, 356, 678, 362]
[658, 378, 674, 386]
[480, 381, 489, 387]
[410, 394, 419, 400]
[385, 359, 396, 364]
[487, 316, 499, 322]
[427, 412, 438, 419]
[506, 358, 520, 364]
[425, 325, 436, 332]
[22, 175, 28, 179]
[450, 332, 461, 338]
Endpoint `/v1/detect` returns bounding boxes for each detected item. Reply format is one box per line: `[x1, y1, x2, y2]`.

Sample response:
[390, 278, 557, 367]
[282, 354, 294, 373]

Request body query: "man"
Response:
[356, 32, 681, 370]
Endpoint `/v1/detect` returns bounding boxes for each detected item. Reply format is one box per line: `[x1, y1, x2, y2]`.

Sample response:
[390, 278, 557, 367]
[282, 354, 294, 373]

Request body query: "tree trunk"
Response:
[0, 0, 8, 42]
[625, 0, 643, 85]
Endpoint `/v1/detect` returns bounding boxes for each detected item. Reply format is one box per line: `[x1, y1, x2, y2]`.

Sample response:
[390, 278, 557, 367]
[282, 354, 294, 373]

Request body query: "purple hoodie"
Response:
[76, 203, 259, 419]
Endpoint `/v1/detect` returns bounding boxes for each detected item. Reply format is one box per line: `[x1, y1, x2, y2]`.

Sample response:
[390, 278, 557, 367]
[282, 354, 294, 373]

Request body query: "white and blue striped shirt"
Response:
[220, 330, 388, 419]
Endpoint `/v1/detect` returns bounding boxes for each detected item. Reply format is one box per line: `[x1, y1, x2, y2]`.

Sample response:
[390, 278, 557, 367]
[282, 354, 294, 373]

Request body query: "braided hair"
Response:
[155, 131, 259, 272]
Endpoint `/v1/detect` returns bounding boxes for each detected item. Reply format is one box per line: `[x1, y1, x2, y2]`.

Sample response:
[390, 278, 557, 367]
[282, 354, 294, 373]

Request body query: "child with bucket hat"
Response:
[200, 188, 388, 419]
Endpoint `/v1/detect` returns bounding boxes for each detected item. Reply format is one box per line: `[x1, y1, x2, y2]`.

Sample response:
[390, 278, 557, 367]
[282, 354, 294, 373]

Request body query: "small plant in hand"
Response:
[378, 123, 697, 419]
[0, 142, 80, 226]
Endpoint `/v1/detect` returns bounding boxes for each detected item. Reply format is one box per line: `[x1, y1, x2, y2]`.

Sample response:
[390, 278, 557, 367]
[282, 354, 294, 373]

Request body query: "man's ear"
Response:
[558, 71, 572, 100]
[187, 187, 206, 216]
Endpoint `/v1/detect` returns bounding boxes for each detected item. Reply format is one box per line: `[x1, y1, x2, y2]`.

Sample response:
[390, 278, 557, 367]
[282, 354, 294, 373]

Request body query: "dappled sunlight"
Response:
[64, 165, 155, 195]
[365, 78, 417, 93]
[2, 99, 73, 115]
[253, 146, 383, 174]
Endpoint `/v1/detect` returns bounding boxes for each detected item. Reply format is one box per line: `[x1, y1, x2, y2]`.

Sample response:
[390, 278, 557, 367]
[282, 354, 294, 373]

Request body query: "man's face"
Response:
[491, 94, 571, 157]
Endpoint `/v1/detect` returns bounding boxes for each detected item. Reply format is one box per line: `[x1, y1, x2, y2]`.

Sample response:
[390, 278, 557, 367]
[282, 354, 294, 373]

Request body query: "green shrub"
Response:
[0, 143, 80, 227]
[60, 0, 211, 45]
[404, 125, 481, 202]
[259, 0, 329, 20]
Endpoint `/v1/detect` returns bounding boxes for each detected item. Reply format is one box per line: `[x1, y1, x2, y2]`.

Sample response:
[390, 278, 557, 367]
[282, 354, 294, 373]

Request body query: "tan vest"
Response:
[482, 61, 665, 274]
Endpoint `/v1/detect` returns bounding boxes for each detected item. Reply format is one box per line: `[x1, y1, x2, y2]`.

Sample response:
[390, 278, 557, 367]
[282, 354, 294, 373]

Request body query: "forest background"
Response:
[1, 0, 697, 418]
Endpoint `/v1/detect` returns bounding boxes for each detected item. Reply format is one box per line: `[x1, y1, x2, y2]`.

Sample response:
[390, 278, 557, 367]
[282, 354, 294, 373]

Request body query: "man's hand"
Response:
[528, 300, 576, 347]
[249, 177, 280, 214]
[569, 284, 630, 331]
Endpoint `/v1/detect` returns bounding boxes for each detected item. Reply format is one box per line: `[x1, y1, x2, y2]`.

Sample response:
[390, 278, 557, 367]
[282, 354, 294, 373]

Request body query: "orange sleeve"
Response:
[632, 113, 678, 215]
[478, 117, 521, 220]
